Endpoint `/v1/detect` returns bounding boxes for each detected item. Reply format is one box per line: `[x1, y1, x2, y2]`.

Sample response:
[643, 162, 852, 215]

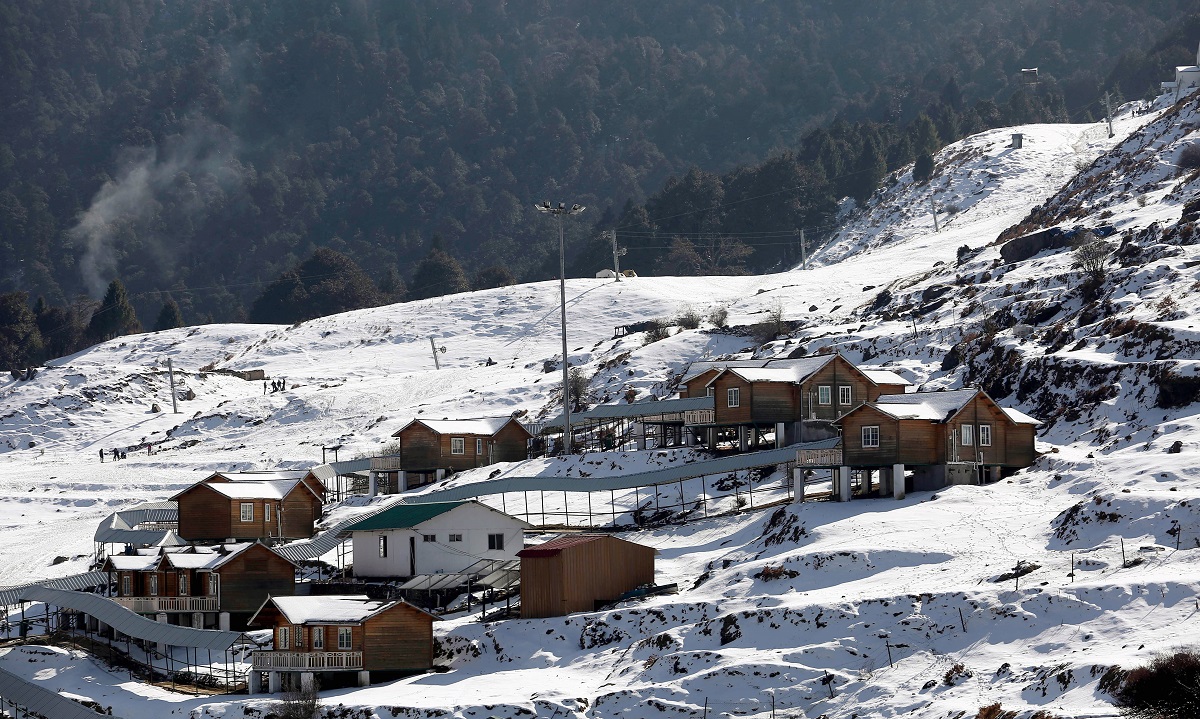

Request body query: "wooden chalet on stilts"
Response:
[384, 417, 533, 491]
[172, 471, 326, 542]
[247, 595, 438, 693]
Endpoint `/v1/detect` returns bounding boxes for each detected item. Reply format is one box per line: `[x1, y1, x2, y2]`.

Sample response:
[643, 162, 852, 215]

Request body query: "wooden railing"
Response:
[112, 596, 219, 613]
[251, 651, 363, 670]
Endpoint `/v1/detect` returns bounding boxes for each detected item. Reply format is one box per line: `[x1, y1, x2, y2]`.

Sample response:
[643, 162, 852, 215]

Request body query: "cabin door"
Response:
[409, 536, 417, 576]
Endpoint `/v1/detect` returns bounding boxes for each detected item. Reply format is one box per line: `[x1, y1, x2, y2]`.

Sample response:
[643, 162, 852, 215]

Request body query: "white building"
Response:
[344, 500, 529, 579]
[1163, 42, 1200, 99]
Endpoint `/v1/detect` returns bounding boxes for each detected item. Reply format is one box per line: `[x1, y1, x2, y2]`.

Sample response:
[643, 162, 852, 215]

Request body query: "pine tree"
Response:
[473, 265, 518, 290]
[155, 298, 184, 331]
[0, 292, 43, 368]
[87, 279, 141, 343]
[378, 265, 408, 303]
[409, 248, 471, 301]
[911, 113, 942, 157]
[913, 152, 935, 183]
[849, 137, 887, 202]
[249, 248, 384, 324]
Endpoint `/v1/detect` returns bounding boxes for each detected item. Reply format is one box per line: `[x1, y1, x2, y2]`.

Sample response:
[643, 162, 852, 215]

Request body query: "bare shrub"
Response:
[1178, 143, 1200, 170]
[642, 319, 672, 346]
[707, 306, 729, 328]
[1114, 648, 1200, 719]
[566, 367, 591, 410]
[1072, 232, 1115, 282]
[676, 308, 702, 330]
[273, 682, 321, 719]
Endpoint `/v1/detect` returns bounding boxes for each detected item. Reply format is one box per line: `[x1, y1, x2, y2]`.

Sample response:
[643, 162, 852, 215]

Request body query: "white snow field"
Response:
[2, 93, 1200, 718]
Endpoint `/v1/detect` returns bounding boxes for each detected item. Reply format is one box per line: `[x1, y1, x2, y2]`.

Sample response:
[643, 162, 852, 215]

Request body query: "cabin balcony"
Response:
[251, 650, 364, 670]
[113, 596, 219, 613]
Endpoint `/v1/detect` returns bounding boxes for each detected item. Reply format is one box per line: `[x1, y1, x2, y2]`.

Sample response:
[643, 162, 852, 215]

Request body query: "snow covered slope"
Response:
[1, 94, 1198, 718]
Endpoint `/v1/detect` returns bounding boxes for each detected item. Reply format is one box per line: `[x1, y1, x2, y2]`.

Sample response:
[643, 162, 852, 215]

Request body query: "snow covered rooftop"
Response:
[709, 356, 834, 386]
[257, 595, 432, 625]
[199, 479, 304, 500]
[873, 389, 980, 421]
[399, 417, 516, 436]
[861, 369, 911, 386]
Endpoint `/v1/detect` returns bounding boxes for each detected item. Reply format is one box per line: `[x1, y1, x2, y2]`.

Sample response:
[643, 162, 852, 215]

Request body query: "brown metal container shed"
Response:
[517, 534, 655, 618]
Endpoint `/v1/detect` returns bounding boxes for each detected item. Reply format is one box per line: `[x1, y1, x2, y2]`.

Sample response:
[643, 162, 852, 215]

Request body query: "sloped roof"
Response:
[543, 396, 713, 430]
[0, 667, 127, 719]
[253, 595, 437, 625]
[707, 356, 835, 387]
[209, 470, 312, 482]
[105, 554, 160, 571]
[874, 389, 979, 421]
[680, 359, 772, 384]
[342, 500, 469, 532]
[393, 416, 525, 438]
[860, 369, 912, 386]
[517, 533, 653, 558]
[1003, 407, 1041, 425]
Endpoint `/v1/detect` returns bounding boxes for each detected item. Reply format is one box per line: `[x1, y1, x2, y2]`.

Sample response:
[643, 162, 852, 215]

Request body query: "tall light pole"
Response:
[535, 200, 586, 454]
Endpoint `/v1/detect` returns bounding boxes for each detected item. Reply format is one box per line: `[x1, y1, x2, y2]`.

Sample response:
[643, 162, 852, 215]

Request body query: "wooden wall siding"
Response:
[493, 423, 532, 463]
[711, 375, 753, 425]
[226, 498, 271, 540]
[1006, 425, 1037, 467]
[682, 371, 720, 399]
[802, 357, 874, 421]
[177, 486, 233, 541]
[520, 537, 655, 618]
[944, 396, 1013, 465]
[841, 408, 901, 466]
[750, 382, 800, 423]
[217, 547, 295, 612]
[438, 433, 483, 471]
[363, 604, 435, 671]
[400, 424, 442, 470]
[280, 489, 320, 539]
[873, 383, 908, 398]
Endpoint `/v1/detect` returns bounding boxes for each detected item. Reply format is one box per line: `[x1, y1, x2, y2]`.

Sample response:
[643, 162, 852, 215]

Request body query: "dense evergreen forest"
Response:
[1, 0, 1198, 362]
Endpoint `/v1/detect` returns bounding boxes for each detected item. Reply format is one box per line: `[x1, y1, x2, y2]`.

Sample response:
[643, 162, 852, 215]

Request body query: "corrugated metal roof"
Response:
[342, 501, 468, 532]
[543, 396, 714, 429]
[93, 502, 179, 544]
[0, 572, 109, 608]
[517, 534, 606, 557]
[398, 438, 841, 504]
[19, 587, 248, 651]
[0, 667, 121, 719]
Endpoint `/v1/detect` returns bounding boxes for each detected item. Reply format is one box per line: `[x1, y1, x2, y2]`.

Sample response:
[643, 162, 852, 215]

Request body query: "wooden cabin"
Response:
[345, 500, 528, 579]
[247, 595, 438, 693]
[836, 388, 1040, 490]
[389, 417, 532, 487]
[682, 355, 907, 450]
[517, 534, 655, 618]
[104, 542, 296, 630]
[678, 360, 772, 399]
[172, 471, 325, 542]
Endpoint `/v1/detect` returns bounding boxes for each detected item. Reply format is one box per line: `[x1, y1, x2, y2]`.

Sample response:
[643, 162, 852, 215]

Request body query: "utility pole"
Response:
[611, 229, 623, 281]
[166, 358, 179, 414]
[1104, 92, 1114, 139]
[931, 198, 940, 232]
[799, 228, 808, 269]
[429, 337, 440, 370]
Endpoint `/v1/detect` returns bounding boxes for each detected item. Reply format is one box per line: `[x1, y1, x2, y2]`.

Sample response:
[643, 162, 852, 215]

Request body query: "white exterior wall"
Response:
[1177, 67, 1200, 96]
[350, 503, 525, 578]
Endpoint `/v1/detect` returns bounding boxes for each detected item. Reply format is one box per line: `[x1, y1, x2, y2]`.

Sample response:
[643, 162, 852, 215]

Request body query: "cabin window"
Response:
[278, 626, 289, 650]
[979, 424, 992, 447]
[706, 387, 715, 397]
[726, 387, 740, 408]
[449, 533, 463, 542]
[294, 625, 304, 648]
[451, 437, 465, 454]
[148, 574, 158, 596]
[838, 385, 852, 405]
[208, 574, 219, 596]
[338, 627, 353, 650]
[862, 426, 880, 448]
[961, 424, 974, 446]
[264, 503, 272, 523]
[488, 533, 505, 551]
[312, 627, 323, 649]
[818, 385, 832, 405]
[423, 534, 436, 542]
[378, 535, 388, 558]
[476, 438, 484, 455]
[178, 572, 189, 596]
[121, 575, 131, 596]
[240, 502, 254, 522]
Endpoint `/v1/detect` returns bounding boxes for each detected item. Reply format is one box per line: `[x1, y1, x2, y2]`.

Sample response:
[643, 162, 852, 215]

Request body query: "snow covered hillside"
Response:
[1, 93, 1199, 718]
